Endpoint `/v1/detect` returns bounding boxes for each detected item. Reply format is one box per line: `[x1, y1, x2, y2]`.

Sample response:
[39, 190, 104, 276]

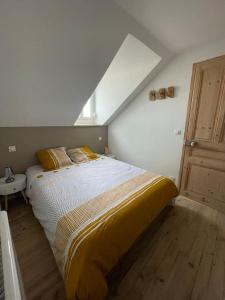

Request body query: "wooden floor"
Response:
[7, 196, 225, 300]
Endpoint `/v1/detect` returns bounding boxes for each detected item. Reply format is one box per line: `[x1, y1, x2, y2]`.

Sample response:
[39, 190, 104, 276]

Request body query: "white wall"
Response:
[95, 34, 161, 125]
[109, 38, 225, 183]
[0, 0, 171, 127]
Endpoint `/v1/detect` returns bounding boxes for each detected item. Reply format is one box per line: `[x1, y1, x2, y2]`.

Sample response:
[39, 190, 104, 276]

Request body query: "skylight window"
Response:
[75, 94, 96, 125]
[82, 100, 92, 118]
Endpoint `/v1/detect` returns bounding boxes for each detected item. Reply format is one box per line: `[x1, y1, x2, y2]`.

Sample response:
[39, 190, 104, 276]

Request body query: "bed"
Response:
[26, 156, 178, 300]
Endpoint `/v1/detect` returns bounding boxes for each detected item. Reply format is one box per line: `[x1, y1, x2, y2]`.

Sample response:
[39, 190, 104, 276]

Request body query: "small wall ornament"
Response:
[149, 90, 156, 101]
[149, 86, 175, 101]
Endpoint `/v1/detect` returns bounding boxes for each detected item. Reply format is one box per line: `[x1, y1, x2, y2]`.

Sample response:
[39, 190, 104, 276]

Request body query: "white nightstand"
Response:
[0, 174, 27, 211]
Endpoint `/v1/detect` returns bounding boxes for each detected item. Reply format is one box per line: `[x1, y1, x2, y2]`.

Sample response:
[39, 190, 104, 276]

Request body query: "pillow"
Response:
[67, 145, 98, 164]
[36, 147, 72, 171]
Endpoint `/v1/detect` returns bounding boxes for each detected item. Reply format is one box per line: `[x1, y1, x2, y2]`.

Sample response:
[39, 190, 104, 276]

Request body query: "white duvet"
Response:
[26, 157, 145, 247]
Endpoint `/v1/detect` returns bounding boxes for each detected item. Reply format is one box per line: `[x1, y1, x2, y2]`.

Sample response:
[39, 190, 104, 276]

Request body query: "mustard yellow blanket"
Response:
[54, 171, 178, 300]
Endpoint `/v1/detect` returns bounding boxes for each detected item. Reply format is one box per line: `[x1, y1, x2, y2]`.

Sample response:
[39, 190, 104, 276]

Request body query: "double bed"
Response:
[26, 156, 178, 300]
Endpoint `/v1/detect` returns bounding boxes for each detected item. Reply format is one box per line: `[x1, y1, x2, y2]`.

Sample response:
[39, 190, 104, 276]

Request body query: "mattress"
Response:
[26, 156, 178, 300]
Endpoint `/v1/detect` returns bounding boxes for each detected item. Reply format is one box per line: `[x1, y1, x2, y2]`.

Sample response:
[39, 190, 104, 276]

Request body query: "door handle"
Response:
[184, 140, 197, 147]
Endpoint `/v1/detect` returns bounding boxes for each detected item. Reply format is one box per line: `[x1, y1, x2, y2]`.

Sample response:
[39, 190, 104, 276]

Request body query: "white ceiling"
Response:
[95, 34, 161, 125]
[114, 0, 225, 53]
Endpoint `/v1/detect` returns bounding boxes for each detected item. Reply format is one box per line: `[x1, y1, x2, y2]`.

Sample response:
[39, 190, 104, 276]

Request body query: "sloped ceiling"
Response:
[0, 0, 171, 127]
[95, 34, 161, 125]
[115, 0, 225, 53]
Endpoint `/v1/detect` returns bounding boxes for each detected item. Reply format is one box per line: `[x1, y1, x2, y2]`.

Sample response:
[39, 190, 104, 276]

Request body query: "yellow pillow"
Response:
[37, 147, 72, 171]
[67, 146, 98, 164]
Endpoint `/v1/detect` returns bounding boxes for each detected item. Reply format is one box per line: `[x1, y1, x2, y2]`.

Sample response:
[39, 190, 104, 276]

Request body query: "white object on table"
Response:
[0, 174, 27, 211]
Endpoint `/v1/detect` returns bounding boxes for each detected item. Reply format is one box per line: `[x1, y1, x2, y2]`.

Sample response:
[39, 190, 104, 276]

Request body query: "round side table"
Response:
[0, 174, 27, 211]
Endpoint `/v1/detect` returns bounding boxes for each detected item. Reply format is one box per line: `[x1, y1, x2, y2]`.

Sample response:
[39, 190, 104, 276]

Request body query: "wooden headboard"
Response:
[0, 126, 108, 176]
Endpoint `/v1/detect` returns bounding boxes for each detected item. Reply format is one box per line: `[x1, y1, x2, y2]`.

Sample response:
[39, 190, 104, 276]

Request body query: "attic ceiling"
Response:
[0, 0, 171, 127]
[94, 34, 161, 125]
[114, 0, 225, 53]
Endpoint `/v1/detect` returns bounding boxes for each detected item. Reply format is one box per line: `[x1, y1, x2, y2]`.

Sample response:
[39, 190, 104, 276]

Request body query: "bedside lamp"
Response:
[4, 167, 15, 183]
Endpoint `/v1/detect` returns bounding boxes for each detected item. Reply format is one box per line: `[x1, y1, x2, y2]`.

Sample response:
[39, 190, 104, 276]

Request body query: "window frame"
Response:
[75, 94, 96, 125]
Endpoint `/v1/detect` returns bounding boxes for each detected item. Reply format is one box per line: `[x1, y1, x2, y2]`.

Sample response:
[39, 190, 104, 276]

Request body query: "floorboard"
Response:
[7, 196, 225, 300]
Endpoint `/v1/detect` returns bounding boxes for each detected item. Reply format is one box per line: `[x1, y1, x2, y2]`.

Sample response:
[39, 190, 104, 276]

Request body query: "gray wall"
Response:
[0, 0, 171, 127]
[0, 126, 107, 176]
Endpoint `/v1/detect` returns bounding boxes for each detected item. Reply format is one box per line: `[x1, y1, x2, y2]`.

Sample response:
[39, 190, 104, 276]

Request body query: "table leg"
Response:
[21, 190, 28, 204]
[4, 195, 8, 211]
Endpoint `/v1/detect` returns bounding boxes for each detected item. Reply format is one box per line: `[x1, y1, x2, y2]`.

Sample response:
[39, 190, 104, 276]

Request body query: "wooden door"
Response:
[179, 55, 225, 213]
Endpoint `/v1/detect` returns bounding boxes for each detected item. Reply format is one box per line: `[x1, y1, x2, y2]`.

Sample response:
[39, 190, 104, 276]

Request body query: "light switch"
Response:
[173, 129, 182, 135]
[98, 136, 102, 141]
[8, 145, 16, 152]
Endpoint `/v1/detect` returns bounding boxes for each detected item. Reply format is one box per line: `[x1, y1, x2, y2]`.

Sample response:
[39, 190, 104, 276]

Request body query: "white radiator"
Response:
[0, 211, 23, 300]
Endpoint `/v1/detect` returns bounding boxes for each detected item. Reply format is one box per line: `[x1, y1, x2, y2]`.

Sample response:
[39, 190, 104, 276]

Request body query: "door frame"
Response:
[178, 54, 225, 192]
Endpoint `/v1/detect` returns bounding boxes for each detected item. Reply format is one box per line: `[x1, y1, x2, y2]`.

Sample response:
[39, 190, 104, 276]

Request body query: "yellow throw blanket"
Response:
[54, 172, 178, 300]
